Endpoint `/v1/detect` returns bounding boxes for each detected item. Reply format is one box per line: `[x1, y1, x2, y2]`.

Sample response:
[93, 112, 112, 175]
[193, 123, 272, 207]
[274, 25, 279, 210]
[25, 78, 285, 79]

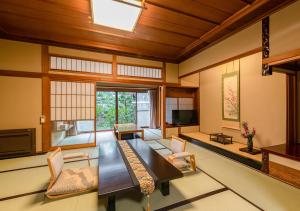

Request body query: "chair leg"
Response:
[190, 155, 196, 171]
[86, 155, 91, 166]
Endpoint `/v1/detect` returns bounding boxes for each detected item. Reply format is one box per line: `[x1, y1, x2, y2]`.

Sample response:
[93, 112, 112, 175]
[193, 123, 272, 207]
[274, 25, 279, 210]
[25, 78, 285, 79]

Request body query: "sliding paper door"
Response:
[50, 81, 95, 147]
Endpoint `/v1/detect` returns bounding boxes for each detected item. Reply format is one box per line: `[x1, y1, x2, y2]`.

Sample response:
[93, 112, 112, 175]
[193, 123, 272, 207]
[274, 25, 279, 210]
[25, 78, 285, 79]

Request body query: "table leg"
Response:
[261, 151, 269, 174]
[159, 181, 170, 196]
[107, 195, 116, 211]
[118, 132, 121, 140]
[141, 130, 144, 140]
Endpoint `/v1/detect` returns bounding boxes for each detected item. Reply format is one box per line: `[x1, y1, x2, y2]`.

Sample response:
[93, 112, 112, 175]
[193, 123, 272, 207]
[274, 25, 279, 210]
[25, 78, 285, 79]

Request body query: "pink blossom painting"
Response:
[222, 72, 239, 121]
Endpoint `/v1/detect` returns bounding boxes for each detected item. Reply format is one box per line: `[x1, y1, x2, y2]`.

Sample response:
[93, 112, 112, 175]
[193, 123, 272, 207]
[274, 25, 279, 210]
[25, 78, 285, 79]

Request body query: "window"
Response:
[91, 0, 143, 31]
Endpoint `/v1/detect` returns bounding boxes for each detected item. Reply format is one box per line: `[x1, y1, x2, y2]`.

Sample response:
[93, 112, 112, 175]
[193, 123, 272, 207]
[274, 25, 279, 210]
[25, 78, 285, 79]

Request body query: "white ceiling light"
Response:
[91, 0, 143, 32]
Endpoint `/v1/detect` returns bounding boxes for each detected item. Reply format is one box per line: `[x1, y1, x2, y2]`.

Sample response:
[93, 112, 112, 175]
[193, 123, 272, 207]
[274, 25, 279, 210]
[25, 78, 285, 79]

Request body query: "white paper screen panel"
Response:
[166, 98, 178, 124]
[50, 81, 95, 121]
[50, 56, 112, 74]
[117, 64, 162, 79]
[179, 98, 194, 110]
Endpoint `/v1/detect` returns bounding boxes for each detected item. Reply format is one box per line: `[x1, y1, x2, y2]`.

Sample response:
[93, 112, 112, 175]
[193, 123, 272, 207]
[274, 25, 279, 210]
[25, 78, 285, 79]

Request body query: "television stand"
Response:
[166, 123, 199, 128]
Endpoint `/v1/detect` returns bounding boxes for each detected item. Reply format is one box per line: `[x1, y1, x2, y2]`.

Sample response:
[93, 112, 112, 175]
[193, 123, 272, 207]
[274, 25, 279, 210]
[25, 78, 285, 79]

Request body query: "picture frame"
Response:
[222, 71, 240, 121]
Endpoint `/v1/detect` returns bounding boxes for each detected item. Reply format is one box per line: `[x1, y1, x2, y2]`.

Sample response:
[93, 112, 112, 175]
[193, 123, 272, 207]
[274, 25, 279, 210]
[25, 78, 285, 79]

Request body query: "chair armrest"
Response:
[63, 152, 89, 160]
[168, 152, 192, 160]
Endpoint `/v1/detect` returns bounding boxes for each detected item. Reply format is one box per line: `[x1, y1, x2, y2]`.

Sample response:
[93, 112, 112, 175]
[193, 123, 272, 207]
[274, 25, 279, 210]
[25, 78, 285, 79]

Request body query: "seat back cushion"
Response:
[47, 148, 64, 183]
[171, 138, 185, 153]
[46, 166, 98, 197]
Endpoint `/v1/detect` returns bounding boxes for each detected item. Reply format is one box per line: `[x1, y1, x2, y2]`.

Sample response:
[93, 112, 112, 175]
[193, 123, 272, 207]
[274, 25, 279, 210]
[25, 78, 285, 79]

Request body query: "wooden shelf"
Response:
[166, 123, 199, 128]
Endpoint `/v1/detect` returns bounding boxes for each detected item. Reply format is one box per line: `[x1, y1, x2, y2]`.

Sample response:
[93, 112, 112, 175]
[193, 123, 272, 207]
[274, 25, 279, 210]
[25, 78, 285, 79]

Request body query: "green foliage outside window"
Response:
[96, 92, 116, 130]
[96, 91, 137, 130]
[118, 92, 137, 124]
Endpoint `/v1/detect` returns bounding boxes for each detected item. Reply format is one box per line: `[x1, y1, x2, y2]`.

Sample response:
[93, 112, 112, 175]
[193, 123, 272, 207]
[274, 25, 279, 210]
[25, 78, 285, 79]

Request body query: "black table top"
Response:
[98, 139, 183, 197]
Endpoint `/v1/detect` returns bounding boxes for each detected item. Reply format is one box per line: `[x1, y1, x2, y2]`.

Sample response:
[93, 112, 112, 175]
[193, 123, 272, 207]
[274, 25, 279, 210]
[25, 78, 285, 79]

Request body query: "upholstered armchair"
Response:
[167, 136, 196, 172]
[46, 148, 98, 199]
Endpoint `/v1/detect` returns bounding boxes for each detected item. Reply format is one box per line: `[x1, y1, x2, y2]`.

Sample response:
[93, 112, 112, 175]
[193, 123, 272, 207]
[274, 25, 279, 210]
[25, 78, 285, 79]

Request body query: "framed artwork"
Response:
[222, 71, 240, 121]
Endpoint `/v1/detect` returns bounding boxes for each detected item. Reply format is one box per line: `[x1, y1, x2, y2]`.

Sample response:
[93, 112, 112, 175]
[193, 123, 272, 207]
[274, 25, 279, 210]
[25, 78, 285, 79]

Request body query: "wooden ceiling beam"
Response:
[240, 0, 255, 4]
[177, 0, 270, 60]
[145, 0, 220, 25]
[0, 30, 178, 63]
[0, 10, 192, 49]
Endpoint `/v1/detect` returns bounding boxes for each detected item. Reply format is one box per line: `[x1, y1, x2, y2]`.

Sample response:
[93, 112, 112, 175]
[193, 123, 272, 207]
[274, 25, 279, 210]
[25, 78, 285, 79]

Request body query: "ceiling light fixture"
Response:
[91, 0, 145, 32]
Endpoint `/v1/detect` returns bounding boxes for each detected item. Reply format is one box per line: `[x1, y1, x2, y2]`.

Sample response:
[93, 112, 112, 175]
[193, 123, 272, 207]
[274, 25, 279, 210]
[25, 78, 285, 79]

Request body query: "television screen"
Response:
[172, 110, 198, 125]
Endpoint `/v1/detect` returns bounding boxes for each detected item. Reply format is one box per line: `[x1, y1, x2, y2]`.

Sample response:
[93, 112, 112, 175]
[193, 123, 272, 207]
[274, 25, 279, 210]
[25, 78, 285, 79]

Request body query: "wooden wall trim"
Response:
[263, 48, 300, 66]
[0, 69, 43, 78]
[0, 69, 168, 85]
[179, 47, 261, 78]
[0, 33, 176, 63]
[49, 53, 113, 64]
[116, 62, 163, 69]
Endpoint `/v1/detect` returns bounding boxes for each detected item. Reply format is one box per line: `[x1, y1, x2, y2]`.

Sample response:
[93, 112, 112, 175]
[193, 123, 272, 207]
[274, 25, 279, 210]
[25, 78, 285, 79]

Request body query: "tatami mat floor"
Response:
[0, 134, 299, 210]
[53, 129, 162, 146]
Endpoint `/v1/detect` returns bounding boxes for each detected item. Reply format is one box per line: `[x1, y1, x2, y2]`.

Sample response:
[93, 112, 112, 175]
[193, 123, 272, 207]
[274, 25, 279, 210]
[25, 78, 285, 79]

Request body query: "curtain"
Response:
[148, 90, 157, 129]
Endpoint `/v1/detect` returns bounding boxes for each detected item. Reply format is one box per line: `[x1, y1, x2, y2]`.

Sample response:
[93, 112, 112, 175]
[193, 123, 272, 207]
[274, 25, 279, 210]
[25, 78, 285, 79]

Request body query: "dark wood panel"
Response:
[0, 128, 36, 159]
[139, 16, 204, 38]
[262, 144, 300, 162]
[98, 141, 135, 197]
[146, 0, 232, 23]
[142, 4, 216, 31]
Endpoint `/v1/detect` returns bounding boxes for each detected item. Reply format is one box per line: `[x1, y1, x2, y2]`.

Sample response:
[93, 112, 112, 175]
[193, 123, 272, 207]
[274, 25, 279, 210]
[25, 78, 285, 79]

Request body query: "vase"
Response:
[247, 137, 253, 152]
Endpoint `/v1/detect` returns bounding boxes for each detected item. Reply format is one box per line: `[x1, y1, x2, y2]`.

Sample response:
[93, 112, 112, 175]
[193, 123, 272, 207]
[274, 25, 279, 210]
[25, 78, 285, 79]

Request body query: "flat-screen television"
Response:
[172, 110, 198, 125]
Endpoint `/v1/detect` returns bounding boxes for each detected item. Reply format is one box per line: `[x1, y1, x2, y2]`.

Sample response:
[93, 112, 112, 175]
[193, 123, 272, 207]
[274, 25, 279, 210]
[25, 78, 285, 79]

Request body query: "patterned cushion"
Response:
[172, 158, 190, 169]
[46, 167, 98, 196]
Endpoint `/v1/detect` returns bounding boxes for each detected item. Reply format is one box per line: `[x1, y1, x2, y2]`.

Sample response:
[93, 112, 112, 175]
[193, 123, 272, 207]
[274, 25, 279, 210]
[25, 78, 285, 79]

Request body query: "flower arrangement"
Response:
[241, 122, 256, 139]
[241, 121, 256, 151]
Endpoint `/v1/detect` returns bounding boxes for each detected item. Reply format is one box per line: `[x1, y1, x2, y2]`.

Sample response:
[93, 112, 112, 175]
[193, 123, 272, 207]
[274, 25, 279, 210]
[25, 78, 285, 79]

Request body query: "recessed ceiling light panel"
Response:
[91, 0, 143, 32]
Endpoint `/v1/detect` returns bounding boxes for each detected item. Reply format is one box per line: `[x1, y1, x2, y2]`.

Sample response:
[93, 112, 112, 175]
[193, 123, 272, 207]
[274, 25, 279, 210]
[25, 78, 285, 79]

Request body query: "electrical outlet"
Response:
[40, 115, 46, 124]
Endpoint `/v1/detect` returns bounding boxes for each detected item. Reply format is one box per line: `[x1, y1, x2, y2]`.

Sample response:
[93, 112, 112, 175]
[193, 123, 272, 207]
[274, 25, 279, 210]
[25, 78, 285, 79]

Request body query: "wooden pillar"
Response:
[112, 55, 117, 79]
[261, 150, 269, 174]
[286, 73, 297, 147]
[41, 45, 50, 152]
[160, 85, 166, 138]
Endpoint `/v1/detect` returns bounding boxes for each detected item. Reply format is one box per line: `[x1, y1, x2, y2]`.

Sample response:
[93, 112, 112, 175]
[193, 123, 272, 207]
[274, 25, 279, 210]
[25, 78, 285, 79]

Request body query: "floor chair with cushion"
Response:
[167, 136, 196, 172]
[46, 148, 98, 199]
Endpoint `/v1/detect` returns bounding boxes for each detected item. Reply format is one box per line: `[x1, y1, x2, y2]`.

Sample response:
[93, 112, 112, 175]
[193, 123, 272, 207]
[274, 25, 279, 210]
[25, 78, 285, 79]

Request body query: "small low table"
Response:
[209, 133, 233, 145]
[114, 123, 144, 140]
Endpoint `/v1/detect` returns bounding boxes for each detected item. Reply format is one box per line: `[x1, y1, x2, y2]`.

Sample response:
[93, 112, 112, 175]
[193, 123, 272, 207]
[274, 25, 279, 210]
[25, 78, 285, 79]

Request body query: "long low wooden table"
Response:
[98, 139, 183, 211]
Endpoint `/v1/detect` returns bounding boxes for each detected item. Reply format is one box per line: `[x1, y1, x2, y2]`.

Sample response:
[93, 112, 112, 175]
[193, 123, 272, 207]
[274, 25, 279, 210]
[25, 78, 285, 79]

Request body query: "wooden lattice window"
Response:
[117, 64, 162, 79]
[50, 56, 112, 74]
[50, 81, 95, 121]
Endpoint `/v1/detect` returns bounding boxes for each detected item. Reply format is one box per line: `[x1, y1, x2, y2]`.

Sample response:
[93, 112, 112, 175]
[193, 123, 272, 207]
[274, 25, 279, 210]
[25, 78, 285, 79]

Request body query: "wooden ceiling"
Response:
[0, 0, 295, 63]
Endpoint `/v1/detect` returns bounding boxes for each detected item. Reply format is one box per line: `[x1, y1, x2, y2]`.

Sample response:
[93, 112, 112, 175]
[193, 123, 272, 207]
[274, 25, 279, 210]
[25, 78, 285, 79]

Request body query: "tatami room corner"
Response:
[1, 0, 300, 211]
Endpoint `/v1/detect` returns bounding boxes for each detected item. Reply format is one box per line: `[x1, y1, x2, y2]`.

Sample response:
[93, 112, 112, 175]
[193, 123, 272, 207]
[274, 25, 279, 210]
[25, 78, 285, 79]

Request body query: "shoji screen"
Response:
[117, 64, 162, 79]
[178, 98, 194, 110]
[166, 98, 178, 124]
[50, 56, 112, 75]
[50, 81, 95, 121]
